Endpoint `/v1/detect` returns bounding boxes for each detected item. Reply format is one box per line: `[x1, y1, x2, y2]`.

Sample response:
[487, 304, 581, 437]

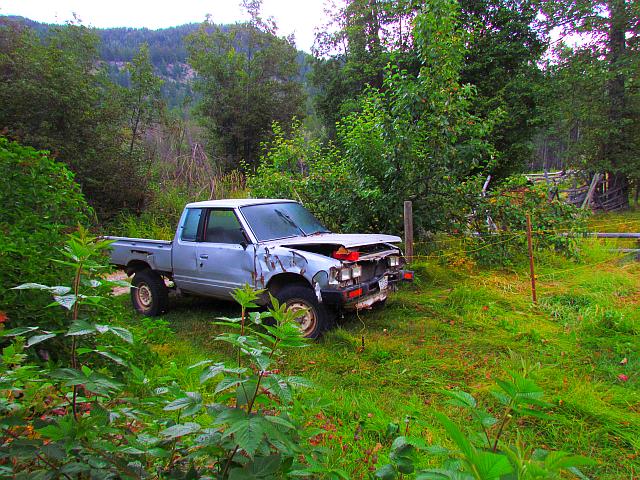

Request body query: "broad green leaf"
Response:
[164, 392, 202, 416]
[199, 363, 225, 384]
[263, 415, 295, 429]
[223, 417, 264, 458]
[26, 333, 56, 347]
[246, 455, 282, 476]
[285, 376, 314, 388]
[95, 324, 110, 334]
[434, 413, 474, 459]
[374, 464, 397, 480]
[214, 406, 248, 425]
[95, 349, 127, 366]
[119, 446, 145, 455]
[50, 286, 72, 295]
[188, 359, 213, 370]
[444, 390, 477, 408]
[237, 378, 258, 407]
[66, 320, 96, 336]
[136, 434, 161, 447]
[60, 463, 91, 474]
[476, 410, 498, 428]
[49, 367, 85, 383]
[229, 468, 258, 480]
[471, 450, 513, 479]
[215, 376, 247, 394]
[0, 326, 39, 337]
[391, 437, 417, 474]
[263, 375, 292, 403]
[53, 294, 77, 310]
[159, 422, 201, 439]
[109, 326, 133, 343]
[12, 283, 51, 290]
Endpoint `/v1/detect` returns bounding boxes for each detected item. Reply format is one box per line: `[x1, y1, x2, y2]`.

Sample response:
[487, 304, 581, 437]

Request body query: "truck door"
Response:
[171, 207, 204, 293]
[193, 208, 253, 298]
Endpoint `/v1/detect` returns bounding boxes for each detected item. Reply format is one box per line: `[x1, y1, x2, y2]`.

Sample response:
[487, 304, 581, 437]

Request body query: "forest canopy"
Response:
[0, 0, 638, 225]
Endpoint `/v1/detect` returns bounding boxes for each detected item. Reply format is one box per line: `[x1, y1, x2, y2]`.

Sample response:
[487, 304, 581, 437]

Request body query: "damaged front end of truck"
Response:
[251, 233, 414, 313]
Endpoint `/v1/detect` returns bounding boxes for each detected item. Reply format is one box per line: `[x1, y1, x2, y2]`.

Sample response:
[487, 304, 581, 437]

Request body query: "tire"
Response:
[275, 285, 332, 339]
[131, 269, 169, 316]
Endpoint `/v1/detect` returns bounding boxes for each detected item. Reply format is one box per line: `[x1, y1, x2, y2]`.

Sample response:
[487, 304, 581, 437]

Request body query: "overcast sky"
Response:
[0, 0, 329, 52]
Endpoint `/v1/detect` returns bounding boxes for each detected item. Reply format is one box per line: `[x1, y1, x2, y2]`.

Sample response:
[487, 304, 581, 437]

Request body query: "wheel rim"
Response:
[136, 284, 153, 308]
[286, 299, 317, 336]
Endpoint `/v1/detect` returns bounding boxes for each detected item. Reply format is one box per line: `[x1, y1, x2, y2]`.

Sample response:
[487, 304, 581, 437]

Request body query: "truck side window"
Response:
[181, 208, 203, 241]
[204, 210, 245, 244]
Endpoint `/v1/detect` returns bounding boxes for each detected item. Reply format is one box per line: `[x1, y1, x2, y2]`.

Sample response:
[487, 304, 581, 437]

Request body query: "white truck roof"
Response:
[185, 198, 297, 209]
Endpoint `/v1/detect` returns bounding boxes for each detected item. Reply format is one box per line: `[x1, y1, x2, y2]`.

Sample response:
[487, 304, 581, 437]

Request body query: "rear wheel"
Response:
[131, 269, 168, 316]
[275, 285, 332, 339]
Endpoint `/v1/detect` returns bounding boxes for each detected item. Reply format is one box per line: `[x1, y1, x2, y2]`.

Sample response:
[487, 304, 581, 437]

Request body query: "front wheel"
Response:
[131, 269, 169, 316]
[275, 285, 332, 339]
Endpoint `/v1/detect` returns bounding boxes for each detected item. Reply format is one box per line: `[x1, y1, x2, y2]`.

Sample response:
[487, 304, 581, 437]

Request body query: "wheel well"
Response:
[266, 273, 311, 296]
[126, 260, 152, 277]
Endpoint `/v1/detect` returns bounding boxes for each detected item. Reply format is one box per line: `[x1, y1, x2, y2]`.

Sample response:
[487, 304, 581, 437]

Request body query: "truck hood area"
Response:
[264, 233, 402, 249]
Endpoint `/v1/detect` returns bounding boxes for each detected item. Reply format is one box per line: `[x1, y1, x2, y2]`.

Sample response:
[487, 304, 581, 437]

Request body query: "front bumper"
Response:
[320, 269, 414, 308]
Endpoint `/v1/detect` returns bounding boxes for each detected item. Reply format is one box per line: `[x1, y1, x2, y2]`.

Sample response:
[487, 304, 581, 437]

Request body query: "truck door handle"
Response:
[199, 254, 209, 259]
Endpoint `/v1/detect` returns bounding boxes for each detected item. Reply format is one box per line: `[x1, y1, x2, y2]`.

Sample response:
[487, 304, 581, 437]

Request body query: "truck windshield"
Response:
[240, 202, 330, 241]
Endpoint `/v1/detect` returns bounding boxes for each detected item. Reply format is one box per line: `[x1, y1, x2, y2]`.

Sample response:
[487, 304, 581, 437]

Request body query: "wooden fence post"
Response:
[526, 214, 537, 304]
[404, 201, 414, 262]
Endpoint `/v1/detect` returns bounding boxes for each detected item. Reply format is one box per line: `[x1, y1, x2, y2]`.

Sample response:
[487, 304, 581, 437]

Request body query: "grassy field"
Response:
[122, 214, 640, 479]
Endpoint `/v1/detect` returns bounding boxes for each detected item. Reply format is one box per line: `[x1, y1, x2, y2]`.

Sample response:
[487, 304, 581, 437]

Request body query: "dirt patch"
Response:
[107, 272, 129, 296]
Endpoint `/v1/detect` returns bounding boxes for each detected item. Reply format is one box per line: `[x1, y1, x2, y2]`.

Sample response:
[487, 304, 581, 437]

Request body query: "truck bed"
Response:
[106, 236, 173, 274]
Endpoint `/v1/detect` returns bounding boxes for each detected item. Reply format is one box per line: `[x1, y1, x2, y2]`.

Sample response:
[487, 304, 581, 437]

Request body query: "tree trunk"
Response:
[605, 0, 629, 209]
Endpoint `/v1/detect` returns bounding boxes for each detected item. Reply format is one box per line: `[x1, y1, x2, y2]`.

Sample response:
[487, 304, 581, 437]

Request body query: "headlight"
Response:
[388, 256, 400, 267]
[338, 267, 352, 281]
[351, 265, 362, 278]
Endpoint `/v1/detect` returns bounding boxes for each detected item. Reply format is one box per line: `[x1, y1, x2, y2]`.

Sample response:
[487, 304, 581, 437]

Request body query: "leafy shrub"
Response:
[248, 120, 377, 232]
[140, 317, 175, 344]
[1, 230, 330, 478]
[0, 137, 92, 330]
[377, 362, 593, 479]
[0, 23, 147, 218]
[250, 0, 494, 236]
[459, 175, 589, 266]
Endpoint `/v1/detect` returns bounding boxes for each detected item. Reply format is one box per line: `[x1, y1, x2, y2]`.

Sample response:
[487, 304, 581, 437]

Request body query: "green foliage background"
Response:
[0, 138, 91, 328]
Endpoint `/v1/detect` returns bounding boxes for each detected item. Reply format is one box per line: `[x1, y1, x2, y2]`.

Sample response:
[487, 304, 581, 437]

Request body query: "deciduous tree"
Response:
[0, 19, 145, 217]
[538, 0, 639, 207]
[125, 43, 164, 158]
[186, 2, 305, 168]
[459, 0, 547, 176]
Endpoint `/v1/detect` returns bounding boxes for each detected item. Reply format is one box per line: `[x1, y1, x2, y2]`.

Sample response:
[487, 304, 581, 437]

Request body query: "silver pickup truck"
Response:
[108, 199, 413, 337]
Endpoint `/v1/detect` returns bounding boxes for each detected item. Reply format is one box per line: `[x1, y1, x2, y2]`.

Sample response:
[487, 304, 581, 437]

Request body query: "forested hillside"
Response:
[3, 15, 312, 109]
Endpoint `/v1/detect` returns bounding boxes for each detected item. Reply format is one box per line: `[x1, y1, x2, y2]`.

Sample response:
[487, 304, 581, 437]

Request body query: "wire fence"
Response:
[405, 218, 639, 305]
[412, 219, 640, 270]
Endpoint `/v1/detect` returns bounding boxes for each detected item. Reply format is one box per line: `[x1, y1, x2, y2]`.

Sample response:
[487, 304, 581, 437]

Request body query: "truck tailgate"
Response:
[106, 237, 173, 273]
